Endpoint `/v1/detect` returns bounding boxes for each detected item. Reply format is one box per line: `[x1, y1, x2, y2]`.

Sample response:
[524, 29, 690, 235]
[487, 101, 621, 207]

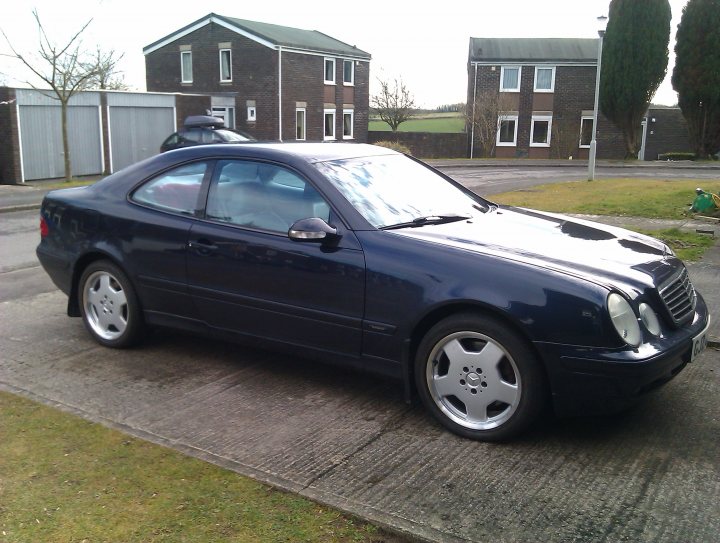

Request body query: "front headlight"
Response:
[639, 303, 661, 336]
[608, 293, 641, 347]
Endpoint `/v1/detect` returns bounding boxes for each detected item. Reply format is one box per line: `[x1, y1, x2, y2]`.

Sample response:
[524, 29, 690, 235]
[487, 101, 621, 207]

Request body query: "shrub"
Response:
[372, 140, 412, 155]
[657, 152, 696, 161]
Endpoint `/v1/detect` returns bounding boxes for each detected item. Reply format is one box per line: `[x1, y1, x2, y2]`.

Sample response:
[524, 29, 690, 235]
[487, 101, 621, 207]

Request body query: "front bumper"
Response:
[537, 294, 710, 417]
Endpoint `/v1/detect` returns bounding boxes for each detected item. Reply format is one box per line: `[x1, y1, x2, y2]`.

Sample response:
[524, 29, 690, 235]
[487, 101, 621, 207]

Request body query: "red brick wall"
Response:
[175, 94, 213, 129]
[467, 63, 627, 159]
[0, 87, 22, 184]
[145, 22, 370, 142]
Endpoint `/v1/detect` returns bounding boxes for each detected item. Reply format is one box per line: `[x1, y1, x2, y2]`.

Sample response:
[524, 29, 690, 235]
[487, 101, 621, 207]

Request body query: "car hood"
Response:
[390, 206, 681, 295]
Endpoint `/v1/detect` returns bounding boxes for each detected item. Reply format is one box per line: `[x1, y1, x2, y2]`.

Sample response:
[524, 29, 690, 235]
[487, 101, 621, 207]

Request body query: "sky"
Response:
[1, 0, 690, 108]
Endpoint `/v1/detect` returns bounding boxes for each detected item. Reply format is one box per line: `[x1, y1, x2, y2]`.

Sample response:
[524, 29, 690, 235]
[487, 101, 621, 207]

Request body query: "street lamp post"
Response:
[588, 15, 608, 181]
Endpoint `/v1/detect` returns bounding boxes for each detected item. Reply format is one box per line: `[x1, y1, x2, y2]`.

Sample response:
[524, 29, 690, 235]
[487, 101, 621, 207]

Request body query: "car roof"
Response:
[166, 142, 399, 164]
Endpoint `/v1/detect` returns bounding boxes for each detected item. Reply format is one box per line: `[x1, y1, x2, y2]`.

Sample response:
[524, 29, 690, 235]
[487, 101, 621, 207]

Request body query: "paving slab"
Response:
[2, 285, 719, 543]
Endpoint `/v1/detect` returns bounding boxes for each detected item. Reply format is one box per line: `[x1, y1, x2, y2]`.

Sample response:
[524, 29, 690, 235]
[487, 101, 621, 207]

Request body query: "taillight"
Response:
[40, 216, 49, 237]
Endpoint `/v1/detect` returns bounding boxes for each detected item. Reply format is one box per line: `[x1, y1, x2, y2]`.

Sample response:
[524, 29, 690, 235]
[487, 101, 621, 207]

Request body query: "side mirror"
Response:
[288, 217, 338, 241]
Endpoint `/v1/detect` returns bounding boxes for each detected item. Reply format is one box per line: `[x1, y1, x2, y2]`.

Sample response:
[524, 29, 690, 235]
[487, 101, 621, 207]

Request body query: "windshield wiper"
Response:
[380, 214, 471, 230]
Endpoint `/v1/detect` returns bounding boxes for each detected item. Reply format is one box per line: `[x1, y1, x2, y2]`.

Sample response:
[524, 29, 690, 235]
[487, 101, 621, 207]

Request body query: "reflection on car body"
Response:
[36, 143, 710, 441]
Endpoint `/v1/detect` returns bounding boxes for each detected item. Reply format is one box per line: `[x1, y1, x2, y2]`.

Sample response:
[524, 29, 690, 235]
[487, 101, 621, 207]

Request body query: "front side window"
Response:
[534, 66, 555, 92]
[132, 162, 207, 215]
[497, 115, 518, 146]
[343, 60, 354, 85]
[317, 154, 488, 229]
[500, 66, 520, 92]
[219, 49, 232, 82]
[530, 115, 552, 147]
[580, 116, 594, 147]
[206, 160, 330, 233]
[296, 108, 306, 140]
[324, 58, 335, 84]
[324, 109, 336, 140]
[181, 51, 193, 83]
[343, 110, 354, 139]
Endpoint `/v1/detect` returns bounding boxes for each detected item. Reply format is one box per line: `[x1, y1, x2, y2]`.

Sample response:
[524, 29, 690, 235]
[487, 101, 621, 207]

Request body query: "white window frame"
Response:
[500, 66, 521, 92]
[324, 58, 336, 85]
[324, 109, 336, 140]
[343, 109, 354, 139]
[181, 51, 193, 83]
[343, 60, 354, 86]
[530, 115, 553, 147]
[496, 114, 519, 146]
[247, 106, 257, 122]
[219, 49, 232, 82]
[296, 108, 306, 141]
[579, 115, 594, 148]
[533, 66, 555, 92]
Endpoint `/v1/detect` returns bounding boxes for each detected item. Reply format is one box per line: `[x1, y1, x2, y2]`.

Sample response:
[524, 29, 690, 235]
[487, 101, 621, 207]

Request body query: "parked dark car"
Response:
[160, 116, 254, 153]
[36, 144, 710, 441]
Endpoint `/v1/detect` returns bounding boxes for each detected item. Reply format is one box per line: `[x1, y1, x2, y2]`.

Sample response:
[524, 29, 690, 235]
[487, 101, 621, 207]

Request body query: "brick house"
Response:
[467, 37, 626, 159]
[144, 13, 371, 142]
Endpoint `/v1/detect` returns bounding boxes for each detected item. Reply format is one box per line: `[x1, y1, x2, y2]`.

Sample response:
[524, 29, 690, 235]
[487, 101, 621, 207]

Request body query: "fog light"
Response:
[608, 293, 641, 347]
[639, 303, 661, 336]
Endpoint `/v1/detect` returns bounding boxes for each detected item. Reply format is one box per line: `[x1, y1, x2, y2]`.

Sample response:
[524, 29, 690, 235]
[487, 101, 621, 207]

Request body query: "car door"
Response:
[127, 160, 210, 320]
[186, 159, 366, 356]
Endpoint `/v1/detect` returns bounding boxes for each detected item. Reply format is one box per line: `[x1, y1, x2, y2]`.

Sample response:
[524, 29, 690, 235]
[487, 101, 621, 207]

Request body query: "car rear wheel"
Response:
[415, 313, 546, 441]
[79, 260, 143, 348]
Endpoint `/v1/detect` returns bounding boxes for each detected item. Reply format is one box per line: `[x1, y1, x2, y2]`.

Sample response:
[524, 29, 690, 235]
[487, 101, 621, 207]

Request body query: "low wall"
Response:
[368, 131, 467, 158]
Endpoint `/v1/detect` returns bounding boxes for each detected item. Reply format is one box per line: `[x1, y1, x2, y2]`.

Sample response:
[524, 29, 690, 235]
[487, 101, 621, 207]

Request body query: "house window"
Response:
[497, 115, 518, 146]
[324, 58, 335, 84]
[343, 109, 354, 139]
[343, 60, 354, 85]
[181, 51, 193, 83]
[530, 115, 552, 147]
[219, 49, 232, 82]
[500, 66, 521, 92]
[580, 116, 594, 148]
[296, 108, 306, 140]
[534, 66, 555, 92]
[324, 109, 336, 140]
[247, 106, 257, 122]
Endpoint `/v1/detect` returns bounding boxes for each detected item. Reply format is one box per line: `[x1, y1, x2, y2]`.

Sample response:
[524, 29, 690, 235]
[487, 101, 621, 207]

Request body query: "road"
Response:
[435, 164, 720, 196]
[2, 173, 720, 542]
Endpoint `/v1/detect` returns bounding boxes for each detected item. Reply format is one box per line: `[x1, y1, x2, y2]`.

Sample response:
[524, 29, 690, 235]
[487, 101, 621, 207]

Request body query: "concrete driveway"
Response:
[2, 278, 719, 542]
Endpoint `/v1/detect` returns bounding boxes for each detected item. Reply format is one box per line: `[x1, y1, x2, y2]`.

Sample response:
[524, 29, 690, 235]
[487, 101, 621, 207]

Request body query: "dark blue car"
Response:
[36, 143, 710, 441]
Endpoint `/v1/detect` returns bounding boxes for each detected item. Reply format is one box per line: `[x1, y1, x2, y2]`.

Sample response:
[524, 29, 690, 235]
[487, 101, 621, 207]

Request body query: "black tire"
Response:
[78, 260, 144, 348]
[414, 312, 546, 441]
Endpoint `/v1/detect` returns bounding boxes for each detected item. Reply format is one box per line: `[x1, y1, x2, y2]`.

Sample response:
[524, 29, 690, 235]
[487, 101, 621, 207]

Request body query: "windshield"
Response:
[316, 154, 489, 228]
[216, 129, 252, 142]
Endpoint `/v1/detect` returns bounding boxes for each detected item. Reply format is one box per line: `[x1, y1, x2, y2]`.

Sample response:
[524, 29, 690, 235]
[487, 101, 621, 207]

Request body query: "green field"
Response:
[369, 113, 465, 133]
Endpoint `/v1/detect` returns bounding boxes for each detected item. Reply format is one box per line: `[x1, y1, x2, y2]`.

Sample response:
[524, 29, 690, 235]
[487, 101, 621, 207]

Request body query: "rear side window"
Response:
[132, 162, 208, 215]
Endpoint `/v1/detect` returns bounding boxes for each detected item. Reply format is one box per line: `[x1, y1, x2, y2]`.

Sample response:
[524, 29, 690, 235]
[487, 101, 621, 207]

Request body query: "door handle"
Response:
[188, 239, 219, 252]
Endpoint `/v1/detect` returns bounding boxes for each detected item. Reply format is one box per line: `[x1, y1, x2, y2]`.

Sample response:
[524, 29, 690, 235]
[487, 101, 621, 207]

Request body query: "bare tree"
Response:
[465, 91, 514, 157]
[2, 10, 97, 181]
[85, 46, 128, 90]
[550, 118, 579, 159]
[371, 77, 416, 132]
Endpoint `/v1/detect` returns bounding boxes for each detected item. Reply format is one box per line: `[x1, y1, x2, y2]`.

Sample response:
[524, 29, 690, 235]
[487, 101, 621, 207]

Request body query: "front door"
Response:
[186, 159, 365, 356]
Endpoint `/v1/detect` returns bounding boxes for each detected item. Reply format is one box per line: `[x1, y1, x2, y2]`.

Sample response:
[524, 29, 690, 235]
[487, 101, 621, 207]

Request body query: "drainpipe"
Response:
[278, 46, 283, 142]
[470, 63, 478, 159]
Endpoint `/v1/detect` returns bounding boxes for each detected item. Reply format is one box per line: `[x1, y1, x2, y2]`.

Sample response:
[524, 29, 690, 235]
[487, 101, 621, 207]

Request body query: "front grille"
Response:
[659, 267, 696, 326]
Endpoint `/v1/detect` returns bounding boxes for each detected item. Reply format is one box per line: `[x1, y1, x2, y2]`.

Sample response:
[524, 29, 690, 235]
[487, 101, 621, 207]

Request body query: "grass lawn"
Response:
[0, 391, 409, 543]
[490, 178, 720, 220]
[369, 115, 465, 133]
[490, 178, 719, 261]
[631, 228, 716, 262]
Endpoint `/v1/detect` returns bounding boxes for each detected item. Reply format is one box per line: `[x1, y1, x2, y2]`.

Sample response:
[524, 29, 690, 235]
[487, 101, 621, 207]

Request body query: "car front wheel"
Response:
[415, 313, 546, 441]
[78, 260, 143, 348]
